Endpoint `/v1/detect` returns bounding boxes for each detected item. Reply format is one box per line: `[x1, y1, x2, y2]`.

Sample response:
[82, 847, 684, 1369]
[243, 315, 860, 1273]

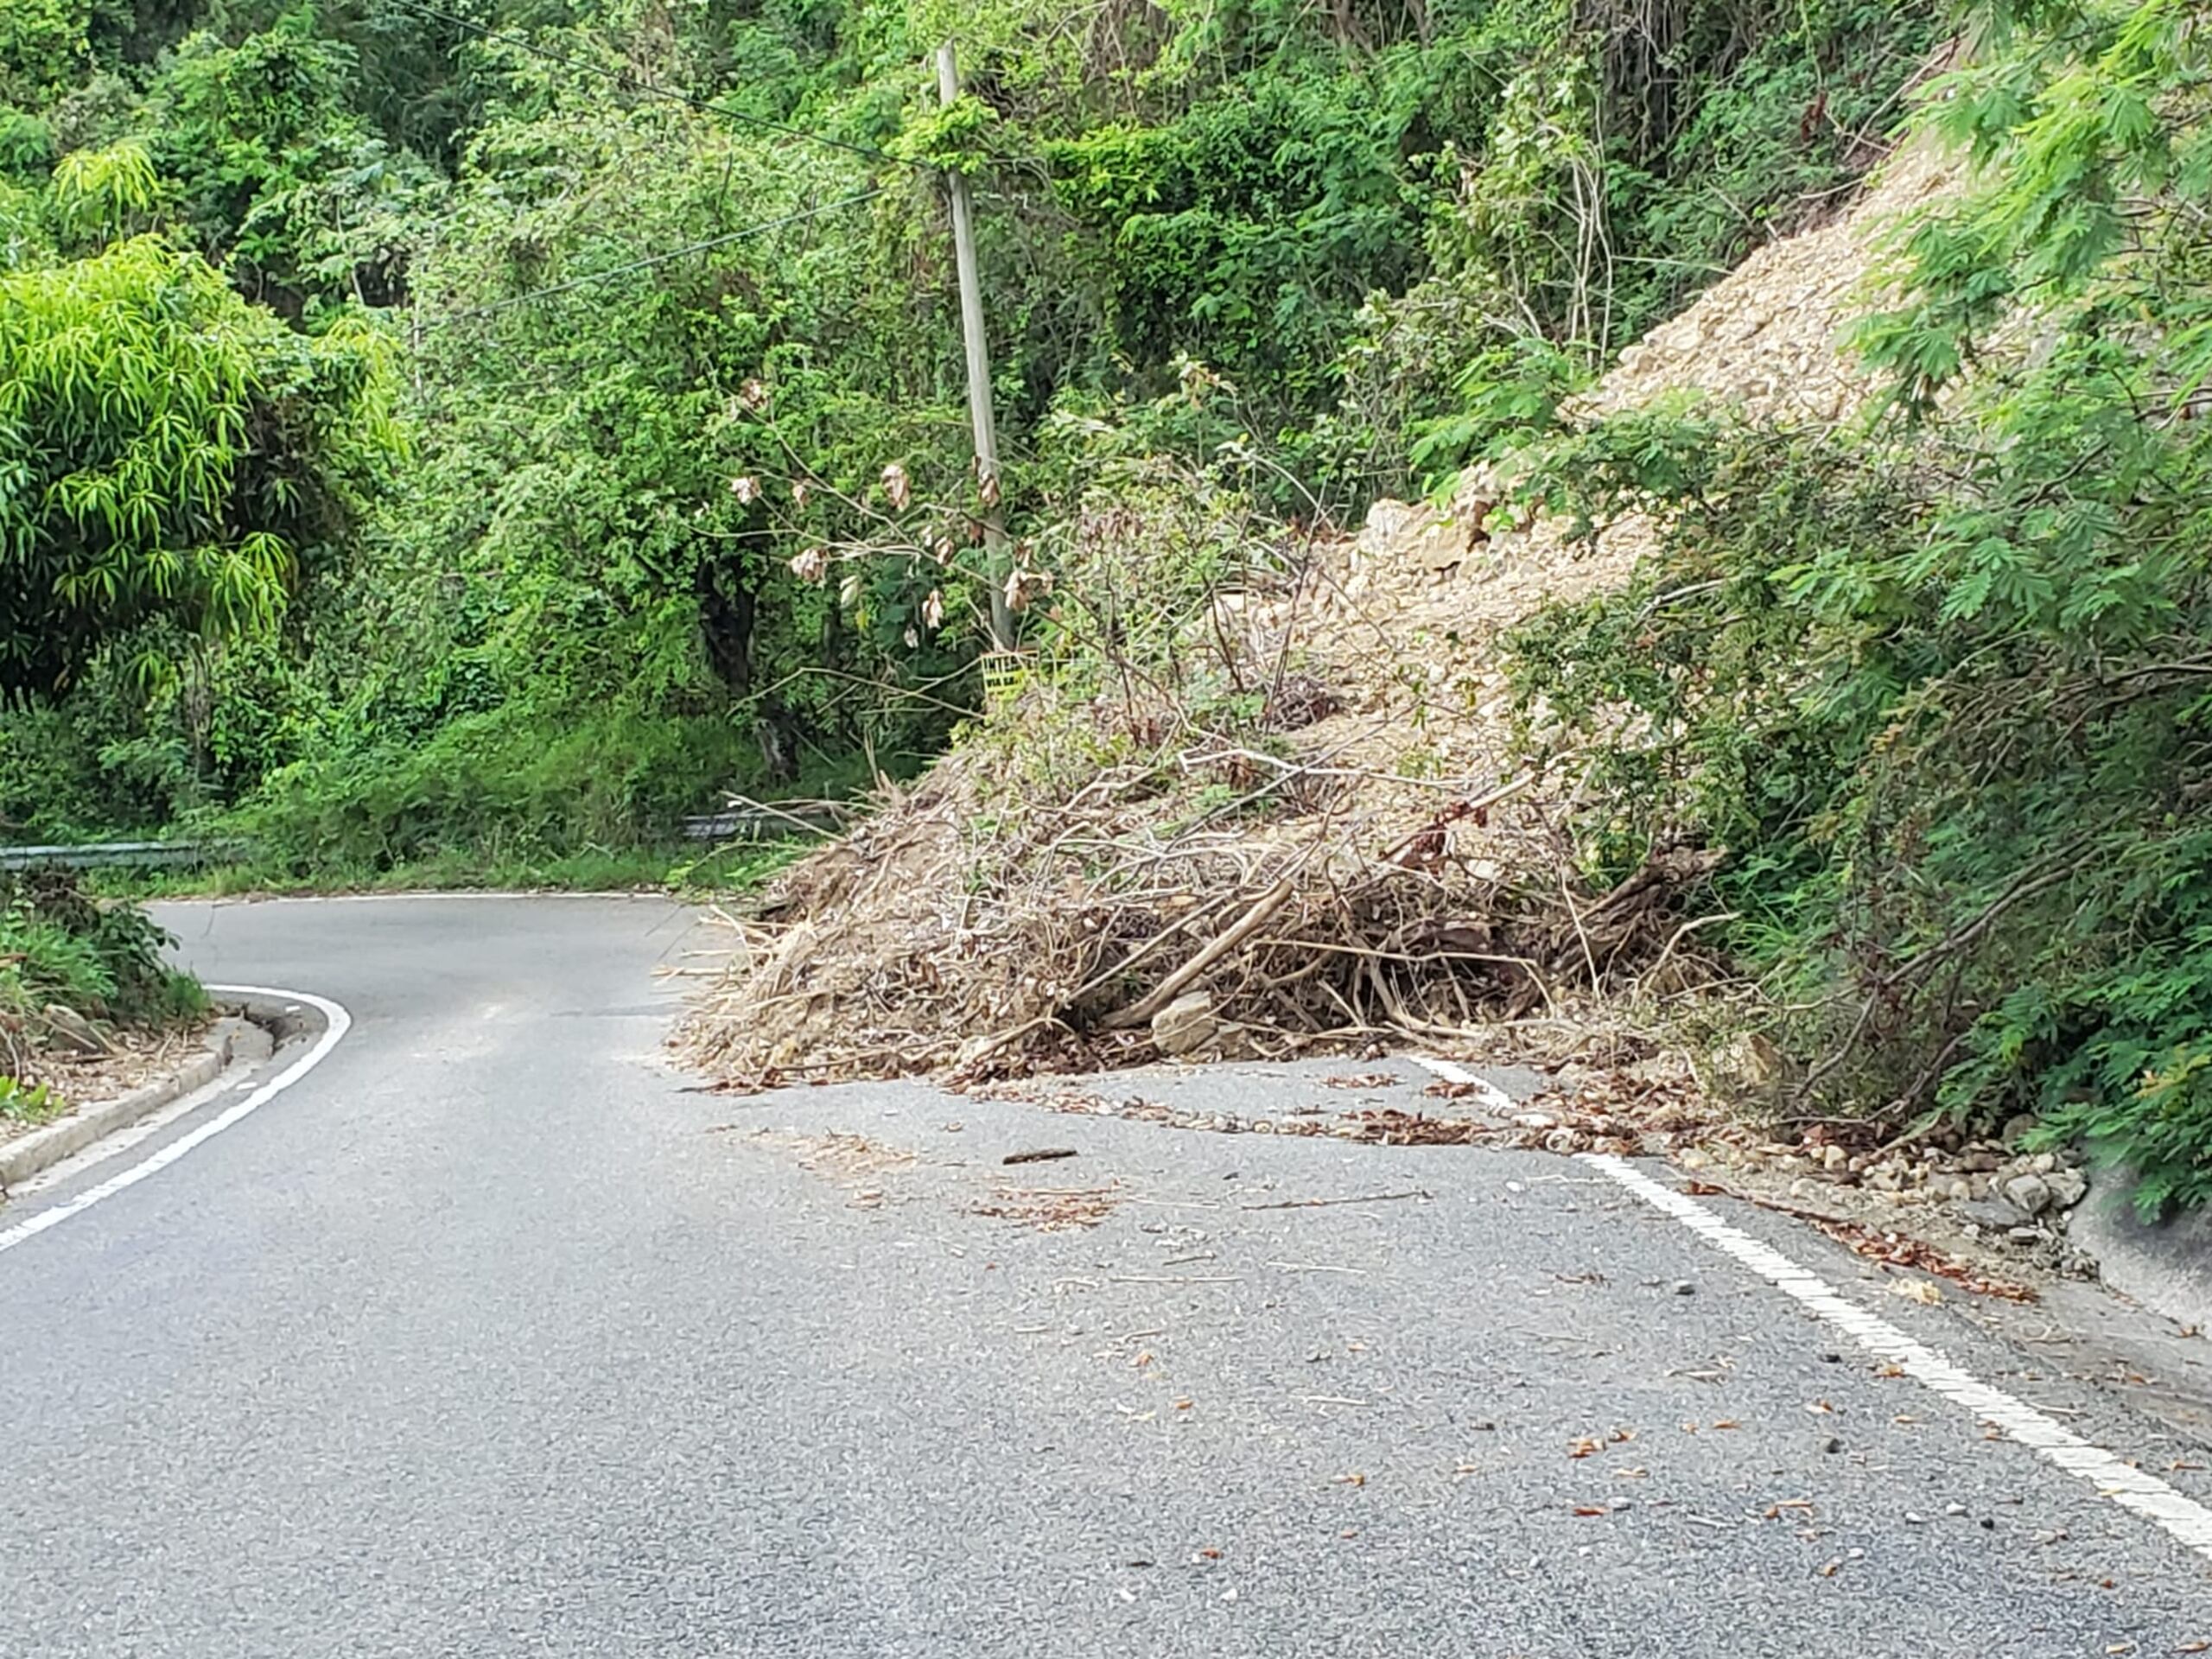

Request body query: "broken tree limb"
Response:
[1065, 888, 1238, 1007]
[1238, 1189, 1431, 1211]
[1098, 874, 1297, 1030]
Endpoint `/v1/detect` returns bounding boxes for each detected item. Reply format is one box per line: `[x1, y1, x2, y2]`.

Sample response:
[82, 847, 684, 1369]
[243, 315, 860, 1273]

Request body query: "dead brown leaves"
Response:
[1844, 1228, 2035, 1301]
[4, 1017, 208, 1124]
[1569, 1428, 1637, 1459]
[750, 1129, 923, 1211]
[966, 1183, 1124, 1231]
[1684, 1180, 2039, 1303]
[751, 1127, 1120, 1231]
[760, 1129, 918, 1182]
[1341, 1109, 1495, 1147]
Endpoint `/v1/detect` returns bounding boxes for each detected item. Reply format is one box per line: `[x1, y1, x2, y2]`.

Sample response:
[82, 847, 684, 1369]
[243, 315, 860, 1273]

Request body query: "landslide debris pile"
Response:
[678, 144, 1961, 1092]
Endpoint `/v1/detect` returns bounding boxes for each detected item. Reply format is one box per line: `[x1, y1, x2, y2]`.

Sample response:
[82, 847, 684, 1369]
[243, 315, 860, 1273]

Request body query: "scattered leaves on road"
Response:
[774, 1129, 919, 1177]
[969, 1182, 1124, 1230]
[1683, 1179, 2037, 1301]
[1423, 1079, 1484, 1100]
[756, 1129, 927, 1210]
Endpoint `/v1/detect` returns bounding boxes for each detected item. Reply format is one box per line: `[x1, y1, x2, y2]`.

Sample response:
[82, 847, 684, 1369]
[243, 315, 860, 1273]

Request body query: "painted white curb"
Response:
[0, 983, 351, 1257]
[0, 1042, 230, 1190]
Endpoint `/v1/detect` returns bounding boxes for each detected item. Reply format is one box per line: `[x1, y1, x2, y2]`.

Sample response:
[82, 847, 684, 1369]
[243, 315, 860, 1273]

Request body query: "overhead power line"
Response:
[416, 188, 886, 329]
[388, 0, 919, 171]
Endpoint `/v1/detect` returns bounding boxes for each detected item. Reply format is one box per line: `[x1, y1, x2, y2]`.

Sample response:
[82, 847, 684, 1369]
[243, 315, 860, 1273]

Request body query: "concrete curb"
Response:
[2064, 1167, 2212, 1333]
[0, 1007, 277, 1190]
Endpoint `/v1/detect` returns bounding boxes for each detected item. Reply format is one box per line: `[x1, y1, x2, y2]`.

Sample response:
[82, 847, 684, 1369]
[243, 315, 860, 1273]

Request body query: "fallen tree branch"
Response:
[1065, 888, 1239, 1007]
[1239, 1189, 1432, 1211]
[1098, 874, 1298, 1029]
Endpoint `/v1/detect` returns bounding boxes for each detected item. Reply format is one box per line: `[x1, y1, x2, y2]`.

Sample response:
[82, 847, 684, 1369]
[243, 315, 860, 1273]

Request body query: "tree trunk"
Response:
[696, 557, 755, 696]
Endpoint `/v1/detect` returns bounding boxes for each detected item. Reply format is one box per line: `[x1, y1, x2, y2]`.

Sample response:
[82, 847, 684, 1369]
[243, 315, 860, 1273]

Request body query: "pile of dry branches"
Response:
[677, 517, 1719, 1090]
[676, 141, 1960, 1092]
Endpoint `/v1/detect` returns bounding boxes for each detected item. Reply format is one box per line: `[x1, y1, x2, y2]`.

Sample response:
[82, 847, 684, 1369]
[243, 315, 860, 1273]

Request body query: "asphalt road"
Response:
[7, 894, 2212, 1656]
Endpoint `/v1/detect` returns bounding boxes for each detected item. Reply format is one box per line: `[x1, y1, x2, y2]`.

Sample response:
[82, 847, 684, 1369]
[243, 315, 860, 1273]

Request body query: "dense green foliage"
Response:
[0, 234, 396, 696]
[1, 866, 203, 1103]
[0, 0, 1935, 868]
[1510, 0, 2212, 1210]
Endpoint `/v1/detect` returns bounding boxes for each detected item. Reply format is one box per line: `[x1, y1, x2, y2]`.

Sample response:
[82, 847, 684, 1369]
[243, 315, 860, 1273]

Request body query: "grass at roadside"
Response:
[0, 1074, 62, 1128]
[3, 868, 209, 1110]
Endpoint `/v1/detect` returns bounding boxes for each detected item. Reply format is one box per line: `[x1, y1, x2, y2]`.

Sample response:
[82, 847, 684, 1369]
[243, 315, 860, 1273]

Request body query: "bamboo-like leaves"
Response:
[0, 235, 396, 693]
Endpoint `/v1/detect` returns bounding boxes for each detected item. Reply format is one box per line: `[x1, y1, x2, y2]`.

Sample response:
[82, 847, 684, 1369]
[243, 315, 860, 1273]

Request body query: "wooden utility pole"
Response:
[936, 41, 1016, 652]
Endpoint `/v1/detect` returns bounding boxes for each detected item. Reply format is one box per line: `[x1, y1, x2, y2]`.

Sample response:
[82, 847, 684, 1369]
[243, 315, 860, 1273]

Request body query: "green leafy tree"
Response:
[1510, 0, 2212, 1210]
[0, 0, 89, 108]
[149, 10, 442, 315]
[0, 234, 399, 696]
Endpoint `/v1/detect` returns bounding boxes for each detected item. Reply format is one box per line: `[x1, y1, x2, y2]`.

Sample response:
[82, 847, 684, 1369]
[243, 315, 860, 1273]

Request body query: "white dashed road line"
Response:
[0, 984, 350, 1258]
[1407, 1051, 2212, 1567]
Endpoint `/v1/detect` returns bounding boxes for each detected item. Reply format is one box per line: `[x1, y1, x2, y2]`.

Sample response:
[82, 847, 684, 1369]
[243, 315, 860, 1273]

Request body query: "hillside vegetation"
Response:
[8, 0, 2212, 1203]
[0, 0, 1935, 858]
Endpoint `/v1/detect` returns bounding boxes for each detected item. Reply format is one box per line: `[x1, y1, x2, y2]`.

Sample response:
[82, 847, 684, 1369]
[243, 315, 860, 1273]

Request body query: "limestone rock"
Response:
[1151, 992, 1217, 1057]
[1961, 1197, 2025, 1231]
[2044, 1167, 2088, 1210]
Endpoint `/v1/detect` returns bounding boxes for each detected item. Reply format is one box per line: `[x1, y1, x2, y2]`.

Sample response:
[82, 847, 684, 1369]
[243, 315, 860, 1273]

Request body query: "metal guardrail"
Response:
[681, 799, 852, 842]
[0, 801, 847, 869]
[0, 840, 247, 872]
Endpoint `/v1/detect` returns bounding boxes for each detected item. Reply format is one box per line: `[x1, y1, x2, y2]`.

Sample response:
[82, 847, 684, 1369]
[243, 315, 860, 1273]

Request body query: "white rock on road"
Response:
[2006, 1173, 2056, 1217]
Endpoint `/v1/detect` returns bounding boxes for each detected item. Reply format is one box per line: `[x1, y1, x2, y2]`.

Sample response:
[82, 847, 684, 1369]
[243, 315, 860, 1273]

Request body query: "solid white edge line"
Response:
[1405, 1051, 1517, 1115]
[0, 982, 351, 1257]
[1402, 1051, 2212, 1567]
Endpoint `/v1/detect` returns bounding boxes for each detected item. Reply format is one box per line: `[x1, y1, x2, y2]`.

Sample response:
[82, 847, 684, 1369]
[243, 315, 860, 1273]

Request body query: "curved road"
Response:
[5, 894, 2212, 1655]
